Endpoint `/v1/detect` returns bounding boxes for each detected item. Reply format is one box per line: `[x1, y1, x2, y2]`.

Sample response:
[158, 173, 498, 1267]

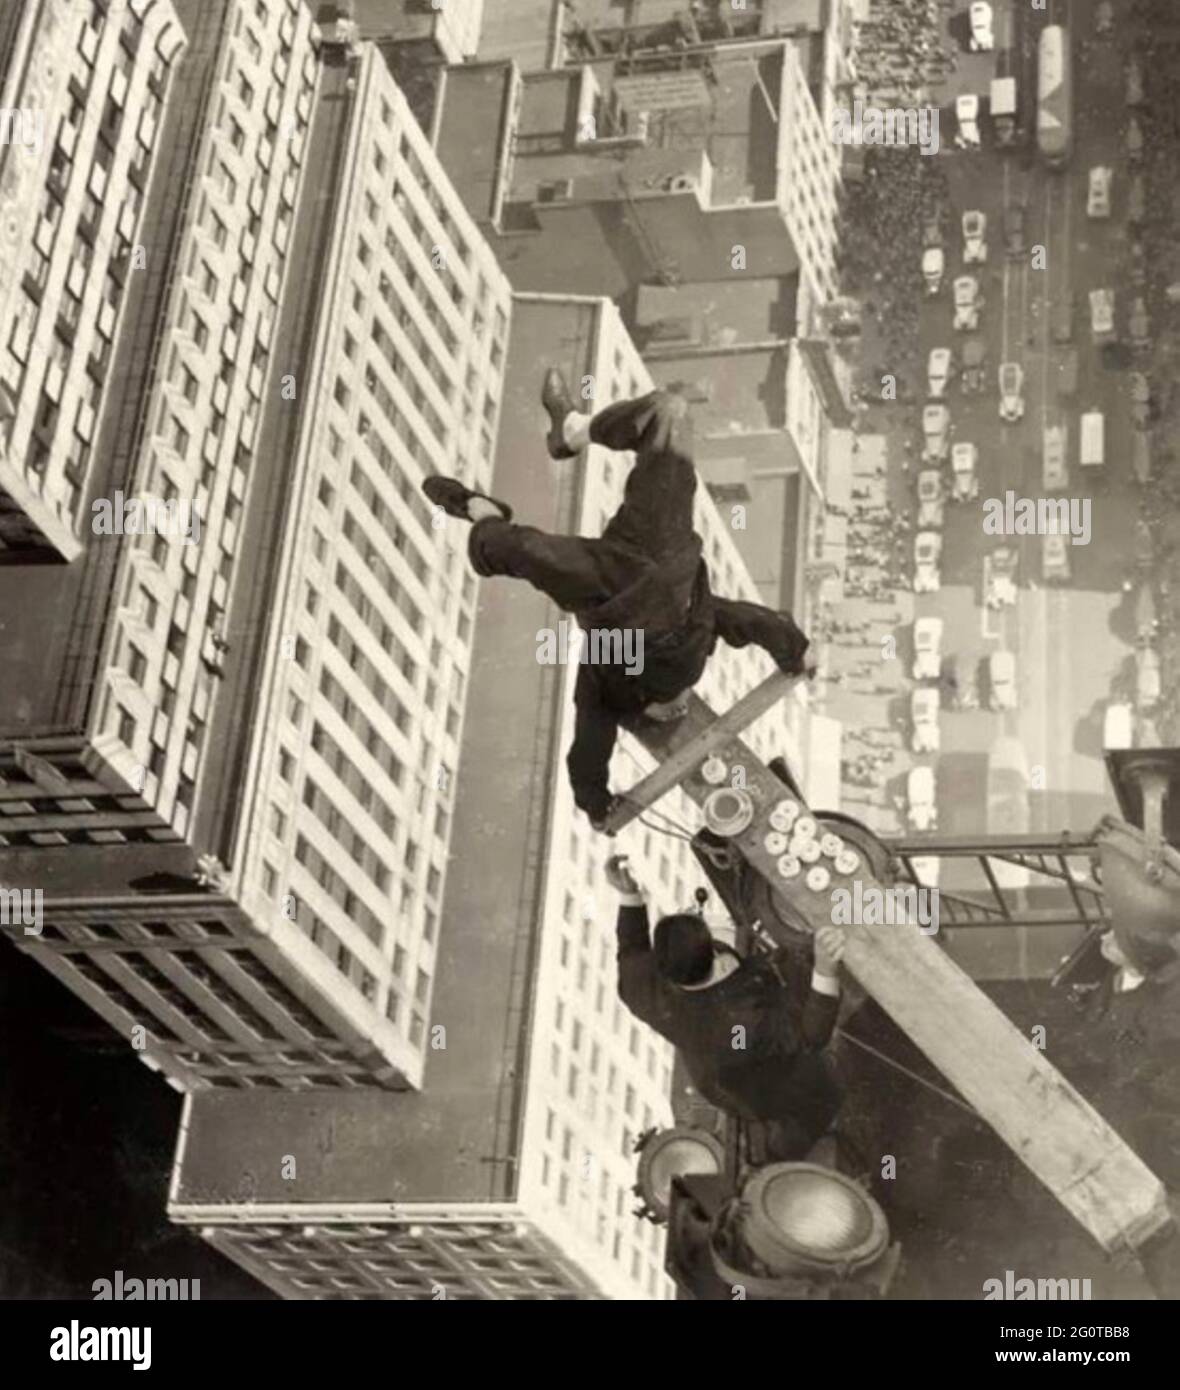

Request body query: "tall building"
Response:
[0, 29, 512, 1095]
[0, 0, 186, 561]
[432, 34, 844, 312]
[166, 292, 818, 1300]
[631, 278, 852, 611]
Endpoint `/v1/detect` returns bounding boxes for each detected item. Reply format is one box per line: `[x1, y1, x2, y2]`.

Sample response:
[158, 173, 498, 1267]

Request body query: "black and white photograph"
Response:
[1, 0, 1179, 1355]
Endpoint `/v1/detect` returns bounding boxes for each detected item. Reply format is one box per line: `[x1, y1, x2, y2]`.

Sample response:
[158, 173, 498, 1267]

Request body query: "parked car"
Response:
[955, 94, 982, 149]
[918, 488, 946, 531]
[1129, 296, 1150, 347]
[969, 1, 994, 52]
[922, 212, 944, 249]
[1125, 59, 1144, 108]
[906, 765, 937, 831]
[1043, 532, 1071, 583]
[914, 531, 943, 592]
[922, 246, 945, 296]
[998, 361, 1025, 422]
[1087, 166, 1112, 219]
[1080, 410, 1105, 469]
[961, 335, 986, 394]
[1004, 202, 1027, 256]
[963, 210, 987, 263]
[953, 275, 981, 331]
[951, 442, 979, 500]
[1089, 288, 1116, 343]
[1051, 296, 1074, 344]
[927, 347, 953, 397]
[911, 687, 941, 753]
[991, 76, 1017, 147]
[988, 650, 1017, 711]
[922, 404, 951, 462]
[987, 547, 1018, 609]
[917, 469, 944, 527]
[1043, 425, 1068, 491]
[912, 617, 944, 680]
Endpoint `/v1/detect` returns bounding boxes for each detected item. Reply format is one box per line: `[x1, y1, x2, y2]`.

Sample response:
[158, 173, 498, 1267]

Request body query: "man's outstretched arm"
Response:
[567, 669, 621, 826]
[713, 596, 814, 675]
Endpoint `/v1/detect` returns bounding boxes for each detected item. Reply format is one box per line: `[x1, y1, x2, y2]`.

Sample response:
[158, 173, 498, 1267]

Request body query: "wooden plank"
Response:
[602, 669, 796, 834]
[621, 690, 1174, 1255]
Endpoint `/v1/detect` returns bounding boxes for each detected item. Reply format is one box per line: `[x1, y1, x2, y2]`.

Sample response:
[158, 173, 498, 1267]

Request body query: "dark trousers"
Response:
[468, 391, 698, 614]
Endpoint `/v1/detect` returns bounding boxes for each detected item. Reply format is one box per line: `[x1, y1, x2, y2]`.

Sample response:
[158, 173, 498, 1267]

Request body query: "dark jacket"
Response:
[616, 903, 841, 1132]
[568, 559, 811, 820]
[1058, 958, 1180, 1185]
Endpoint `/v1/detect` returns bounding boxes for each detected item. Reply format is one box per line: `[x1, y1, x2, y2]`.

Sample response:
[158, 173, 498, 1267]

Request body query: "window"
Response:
[237, 73, 255, 109]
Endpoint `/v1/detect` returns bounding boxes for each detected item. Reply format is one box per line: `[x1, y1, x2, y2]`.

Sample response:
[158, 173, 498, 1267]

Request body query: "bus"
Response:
[1037, 25, 1071, 167]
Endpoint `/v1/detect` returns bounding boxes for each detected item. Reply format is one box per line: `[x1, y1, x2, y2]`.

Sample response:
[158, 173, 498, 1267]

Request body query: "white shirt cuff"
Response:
[617, 890, 646, 907]
[811, 969, 840, 998]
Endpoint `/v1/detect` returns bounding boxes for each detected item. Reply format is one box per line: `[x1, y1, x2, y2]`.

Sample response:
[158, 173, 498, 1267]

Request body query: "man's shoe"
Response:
[422, 475, 513, 523]
[542, 368, 579, 460]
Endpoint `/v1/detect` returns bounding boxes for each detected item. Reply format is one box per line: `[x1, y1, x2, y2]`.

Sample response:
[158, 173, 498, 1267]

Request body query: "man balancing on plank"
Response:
[423, 372, 816, 831]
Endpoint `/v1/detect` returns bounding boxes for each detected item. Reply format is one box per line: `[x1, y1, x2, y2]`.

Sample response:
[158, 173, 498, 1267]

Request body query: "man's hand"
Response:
[605, 854, 642, 897]
[814, 925, 847, 977]
[590, 794, 624, 835]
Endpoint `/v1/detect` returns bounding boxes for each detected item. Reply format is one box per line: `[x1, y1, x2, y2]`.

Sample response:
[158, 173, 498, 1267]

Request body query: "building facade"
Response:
[0, 0, 186, 562]
[1, 32, 511, 1095]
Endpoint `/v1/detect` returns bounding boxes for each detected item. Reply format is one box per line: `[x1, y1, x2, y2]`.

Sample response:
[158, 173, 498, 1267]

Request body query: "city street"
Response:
[825, 0, 1155, 841]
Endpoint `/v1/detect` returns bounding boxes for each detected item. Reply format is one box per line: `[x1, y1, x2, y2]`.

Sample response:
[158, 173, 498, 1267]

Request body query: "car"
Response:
[1125, 59, 1144, 108]
[951, 442, 979, 500]
[987, 547, 1018, 608]
[1095, 1, 1114, 35]
[906, 766, 937, 832]
[922, 211, 944, 249]
[911, 687, 941, 753]
[914, 530, 943, 592]
[1129, 296, 1150, 346]
[1043, 425, 1068, 491]
[1129, 173, 1147, 224]
[918, 490, 946, 531]
[1089, 287, 1116, 342]
[1051, 296, 1074, 344]
[961, 335, 986, 394]
[1087, 166, 1112, 219]
[1126, 117, 1144, 161]
[998, 362, 1024, 422]
[955, 94, 981, 149]
[962, 210, 987, 263]
[927, 346, 953, 396]
[969, 2, 994, 52]
[1043, 533, 1071, 584]
[921, 404, 951, 462]
[922, 246, 945, 295]
[988, 650, 1017, 711]
[917, 468, 943, 503]
[912, 617, 944, 680]
[952, 276, 981, 331]
[1004, 203, 1027, 257]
